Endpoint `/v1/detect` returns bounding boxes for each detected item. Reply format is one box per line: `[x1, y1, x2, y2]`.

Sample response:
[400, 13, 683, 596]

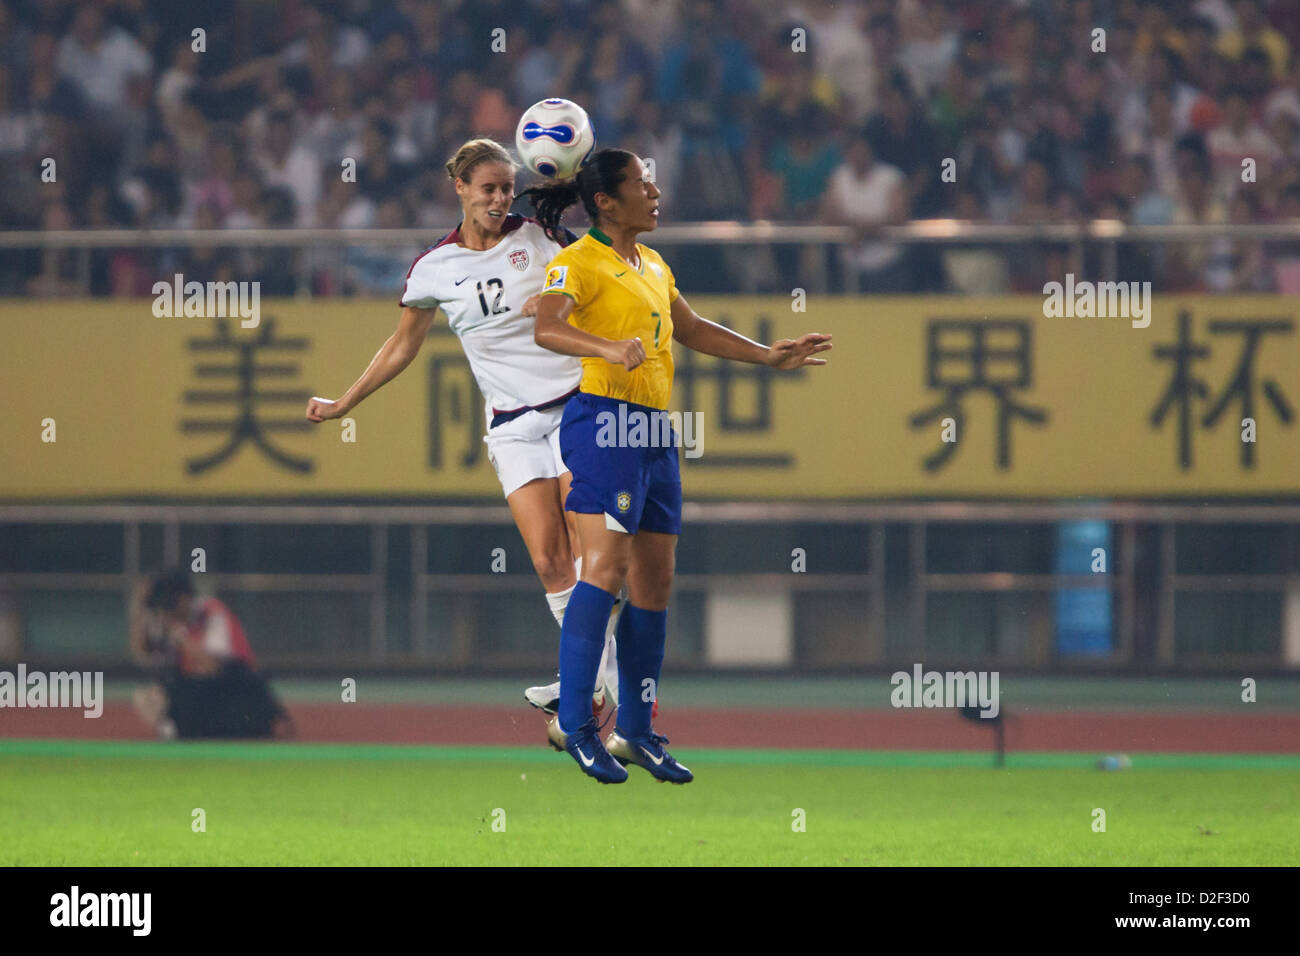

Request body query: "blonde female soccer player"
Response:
[525, 149, 831, 783]
[306, 139, 620, 714]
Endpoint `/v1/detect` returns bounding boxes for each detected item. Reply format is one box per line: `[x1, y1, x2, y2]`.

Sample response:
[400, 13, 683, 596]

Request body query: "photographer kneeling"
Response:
[130, 569, 294, 740]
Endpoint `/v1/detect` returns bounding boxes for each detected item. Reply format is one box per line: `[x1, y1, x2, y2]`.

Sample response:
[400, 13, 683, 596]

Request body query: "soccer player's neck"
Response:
[459, 218, 505, 251]
[593, 222, 640, 264]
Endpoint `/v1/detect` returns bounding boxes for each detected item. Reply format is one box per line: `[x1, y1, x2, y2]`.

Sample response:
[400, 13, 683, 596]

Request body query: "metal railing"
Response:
[6, 220, 1300, 294]
[1, 501, 1295, 670]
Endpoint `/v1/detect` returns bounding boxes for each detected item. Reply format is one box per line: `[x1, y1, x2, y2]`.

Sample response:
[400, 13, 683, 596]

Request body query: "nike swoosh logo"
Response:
[614, 270, 627, 277]
[577, 748, 596, 767]
[454, 276, 470, 285]
[639, 746, 664, 766]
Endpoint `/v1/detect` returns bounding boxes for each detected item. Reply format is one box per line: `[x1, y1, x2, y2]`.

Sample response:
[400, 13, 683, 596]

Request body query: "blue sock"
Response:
[615, 603, 666, 738]
[558, 581, 617, 733]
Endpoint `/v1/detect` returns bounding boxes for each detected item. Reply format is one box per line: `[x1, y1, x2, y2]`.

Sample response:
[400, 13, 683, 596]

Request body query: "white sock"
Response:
[545, 584, 574, 628]
[600, 610, 620, 708]
[543, 557, 583, 628]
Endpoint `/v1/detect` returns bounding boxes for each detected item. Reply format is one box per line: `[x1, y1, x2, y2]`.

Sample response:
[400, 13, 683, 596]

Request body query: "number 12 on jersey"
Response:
[477, 278, 509, 316]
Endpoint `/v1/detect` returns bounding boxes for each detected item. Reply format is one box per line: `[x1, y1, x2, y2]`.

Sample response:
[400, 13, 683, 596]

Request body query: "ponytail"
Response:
[518, 148, 637, 243]
[517, 179, 583, 242]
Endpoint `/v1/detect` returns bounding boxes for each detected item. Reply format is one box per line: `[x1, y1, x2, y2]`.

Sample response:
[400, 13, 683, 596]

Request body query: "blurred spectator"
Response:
[1123, 155, 1175, 226]
[798, 0, 877, 122]
[0, 65, 39, 159]
[1220, 191, 1272, 291]
[622, 100, 683, 218]
[55, 6, 152, 121]
[1216, 0, 1291, 79]
[865, 71, 946, 218]
[156, 39, 200, 133]
[896, 0, 959, 102]
[821, 134, 907, 291]
[1171, 152, 1230, 289]
[307, 71, 366, 162]
[583, 24, 653, 144]
[1120, 83, 1183, 201]
[765, 107, 841, 220]
[255, 109, 322, 225]
[384, 61, 439, 163]
[355, 119, 415, 205]
[1206, 86, 1280, 200]
[960, 90, 1020, 221]
[514, 27, 583, 107]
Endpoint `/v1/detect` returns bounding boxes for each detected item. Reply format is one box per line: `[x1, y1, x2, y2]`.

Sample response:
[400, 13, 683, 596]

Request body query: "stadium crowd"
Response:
[3, 0, 1300, 294]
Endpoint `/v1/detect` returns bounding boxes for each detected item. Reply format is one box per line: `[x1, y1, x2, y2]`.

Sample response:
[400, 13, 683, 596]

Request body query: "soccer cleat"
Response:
[525, 679, 608, 717]
[605, 728, 693, 784]
[525, 680, 560, 714]
[547, 716, 627, 784]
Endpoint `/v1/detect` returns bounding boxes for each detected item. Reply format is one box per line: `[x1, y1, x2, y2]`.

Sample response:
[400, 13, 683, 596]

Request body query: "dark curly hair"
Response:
[516, 148, 638, 242]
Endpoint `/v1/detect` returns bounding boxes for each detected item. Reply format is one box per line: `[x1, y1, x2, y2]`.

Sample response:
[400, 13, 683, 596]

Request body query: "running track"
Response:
[3, 703, 1298, 753]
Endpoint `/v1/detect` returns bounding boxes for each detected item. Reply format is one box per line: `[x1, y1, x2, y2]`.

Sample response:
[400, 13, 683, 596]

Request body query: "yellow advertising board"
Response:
[1, 297, 1296, 498]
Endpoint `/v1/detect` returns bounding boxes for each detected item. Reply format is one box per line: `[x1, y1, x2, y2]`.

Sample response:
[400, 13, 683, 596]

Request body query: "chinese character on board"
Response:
[909, 318, 1048, 470]
[181, 318, 313, 475]
[674, 316, 799, 467]
[1150, 311, 1294, 469]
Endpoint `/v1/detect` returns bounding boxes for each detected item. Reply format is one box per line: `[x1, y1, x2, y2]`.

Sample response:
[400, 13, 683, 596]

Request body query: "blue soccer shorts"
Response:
[559, 392, 682, 536]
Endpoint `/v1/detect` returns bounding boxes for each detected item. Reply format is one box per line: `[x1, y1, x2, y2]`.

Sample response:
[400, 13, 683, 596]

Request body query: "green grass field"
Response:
[2, 741, 1297, 865]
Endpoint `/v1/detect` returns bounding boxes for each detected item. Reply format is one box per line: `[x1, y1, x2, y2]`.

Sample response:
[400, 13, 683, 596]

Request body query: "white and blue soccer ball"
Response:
[515, 98, 595, 180]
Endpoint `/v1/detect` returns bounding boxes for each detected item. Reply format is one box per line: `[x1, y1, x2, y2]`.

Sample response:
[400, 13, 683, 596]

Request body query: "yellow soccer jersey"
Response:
[541, 226, 678, 410]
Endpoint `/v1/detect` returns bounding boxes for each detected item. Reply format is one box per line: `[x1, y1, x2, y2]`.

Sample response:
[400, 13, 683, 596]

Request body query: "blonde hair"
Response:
[445, 138, 516, 183]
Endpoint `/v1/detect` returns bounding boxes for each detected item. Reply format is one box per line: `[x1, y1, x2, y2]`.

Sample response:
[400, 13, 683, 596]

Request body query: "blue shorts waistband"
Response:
[572, 392, 668, 417]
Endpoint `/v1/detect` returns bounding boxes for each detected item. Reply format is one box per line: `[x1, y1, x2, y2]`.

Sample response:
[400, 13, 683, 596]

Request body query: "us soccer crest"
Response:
[616, 491, 631, 513]
[509, 248, 529, 271]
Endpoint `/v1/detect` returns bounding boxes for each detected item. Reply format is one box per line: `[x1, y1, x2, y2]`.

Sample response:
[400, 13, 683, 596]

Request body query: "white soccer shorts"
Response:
[484, 406, 569, 498]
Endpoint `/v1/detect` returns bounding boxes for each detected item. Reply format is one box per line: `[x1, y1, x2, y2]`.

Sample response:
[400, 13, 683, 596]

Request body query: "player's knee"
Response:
[531, 550, 576, 591]
[582, 553, 629, 594]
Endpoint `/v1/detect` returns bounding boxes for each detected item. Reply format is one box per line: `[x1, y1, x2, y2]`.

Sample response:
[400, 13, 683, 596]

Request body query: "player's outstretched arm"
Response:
[306, 306, 435, 421]
[534, 292, 645, 369]
[670, 294, 832, 368]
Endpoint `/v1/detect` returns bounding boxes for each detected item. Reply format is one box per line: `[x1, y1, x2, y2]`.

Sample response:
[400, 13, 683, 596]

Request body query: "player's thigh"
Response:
[506, 477, 576, 591]
[572, 511, 634, 596]
[627, 530, 677, 612]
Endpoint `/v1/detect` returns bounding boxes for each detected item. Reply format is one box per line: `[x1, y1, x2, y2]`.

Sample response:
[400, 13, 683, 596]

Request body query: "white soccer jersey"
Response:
[399, 214, 583, 430]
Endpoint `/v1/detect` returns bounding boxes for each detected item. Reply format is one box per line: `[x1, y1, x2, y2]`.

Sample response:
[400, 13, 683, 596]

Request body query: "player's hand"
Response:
[764, 333, 832, 370]
[606, 337, 646, 370]
[306, 396, 348, 422]
[520, 294, 542, 317]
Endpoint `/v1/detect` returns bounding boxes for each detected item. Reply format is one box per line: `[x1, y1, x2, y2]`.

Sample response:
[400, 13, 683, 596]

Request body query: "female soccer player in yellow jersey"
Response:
[523, 149, 832, 783]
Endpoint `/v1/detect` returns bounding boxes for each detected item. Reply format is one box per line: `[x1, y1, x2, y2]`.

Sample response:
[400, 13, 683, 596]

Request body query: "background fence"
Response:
[8, 220, 1300, 295]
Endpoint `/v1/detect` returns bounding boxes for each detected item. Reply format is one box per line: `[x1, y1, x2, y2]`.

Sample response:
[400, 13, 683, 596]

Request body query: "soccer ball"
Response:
[515, 98, 595, 180]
